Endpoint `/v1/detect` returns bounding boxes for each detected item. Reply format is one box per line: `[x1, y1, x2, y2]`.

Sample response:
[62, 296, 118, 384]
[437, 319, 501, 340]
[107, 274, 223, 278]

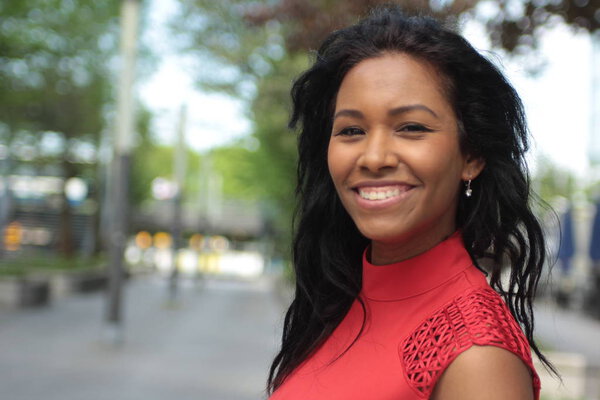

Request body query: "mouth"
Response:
[354, 184, 414, 202]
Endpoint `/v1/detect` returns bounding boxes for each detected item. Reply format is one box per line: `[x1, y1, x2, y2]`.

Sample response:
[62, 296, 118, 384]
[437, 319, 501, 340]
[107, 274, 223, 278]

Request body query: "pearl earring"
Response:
[465, 180, 472, 197]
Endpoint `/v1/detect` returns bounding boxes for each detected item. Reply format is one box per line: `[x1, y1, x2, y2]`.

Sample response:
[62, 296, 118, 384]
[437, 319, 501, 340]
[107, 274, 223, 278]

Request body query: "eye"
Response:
[397, 123, 433, 133]
[334, 126, 365, 136]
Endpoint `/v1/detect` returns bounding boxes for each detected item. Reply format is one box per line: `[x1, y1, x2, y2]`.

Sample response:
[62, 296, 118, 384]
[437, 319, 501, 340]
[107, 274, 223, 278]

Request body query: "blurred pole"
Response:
[0, 151, 12, 258]
[105, 0, 140, 343]
[202, 154, 223, 227]
[199, 153, 211, 228]
[168, 105, 187, 304]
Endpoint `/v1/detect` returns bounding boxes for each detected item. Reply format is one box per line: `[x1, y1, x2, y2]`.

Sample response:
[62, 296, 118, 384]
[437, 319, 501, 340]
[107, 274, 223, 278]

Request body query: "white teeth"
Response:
[359, 188, 401, 200]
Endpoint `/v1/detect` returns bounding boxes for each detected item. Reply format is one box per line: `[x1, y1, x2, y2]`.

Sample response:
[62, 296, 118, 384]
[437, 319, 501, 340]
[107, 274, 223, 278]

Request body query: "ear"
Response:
[461, 155, 485, 181]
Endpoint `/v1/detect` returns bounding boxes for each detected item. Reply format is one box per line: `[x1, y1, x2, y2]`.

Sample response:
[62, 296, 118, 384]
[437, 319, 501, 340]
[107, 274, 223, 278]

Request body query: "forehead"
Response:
[335, 53, 451, 111]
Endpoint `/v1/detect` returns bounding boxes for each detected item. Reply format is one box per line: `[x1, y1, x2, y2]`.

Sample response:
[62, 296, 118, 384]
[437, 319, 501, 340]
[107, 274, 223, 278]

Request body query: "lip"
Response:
[350, 180, 416, 210]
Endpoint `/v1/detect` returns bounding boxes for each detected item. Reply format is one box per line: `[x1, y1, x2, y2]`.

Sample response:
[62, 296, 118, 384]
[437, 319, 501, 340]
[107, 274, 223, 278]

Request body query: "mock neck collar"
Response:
[362, 232, 473, 301]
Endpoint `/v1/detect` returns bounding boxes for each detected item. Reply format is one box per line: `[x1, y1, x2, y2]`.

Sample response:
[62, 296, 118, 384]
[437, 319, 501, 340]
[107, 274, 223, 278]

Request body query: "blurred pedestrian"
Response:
[587, 200, 600, 318]
[268, 6, 554, 400]
[556, 206, 575, 307]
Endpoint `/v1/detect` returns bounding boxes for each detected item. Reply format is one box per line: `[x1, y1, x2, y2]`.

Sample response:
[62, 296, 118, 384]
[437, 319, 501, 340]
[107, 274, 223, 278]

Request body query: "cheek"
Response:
[433, 166, 464, 203]
[327, 142, 346, 185]
[415, 144, 465, 190]
[410, 154, 464, 226]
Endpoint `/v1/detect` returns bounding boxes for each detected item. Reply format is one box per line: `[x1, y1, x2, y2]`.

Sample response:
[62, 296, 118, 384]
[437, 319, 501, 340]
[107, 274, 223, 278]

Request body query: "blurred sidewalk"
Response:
[1, 273, 597, 399]
[535, 300, 600, 399]
[536, 300, 600, 365]
[0, 274, 285, 400]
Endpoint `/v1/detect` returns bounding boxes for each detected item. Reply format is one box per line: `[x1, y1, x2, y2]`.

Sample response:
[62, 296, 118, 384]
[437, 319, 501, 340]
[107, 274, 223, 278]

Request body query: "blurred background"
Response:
[0, 0, 598, 399]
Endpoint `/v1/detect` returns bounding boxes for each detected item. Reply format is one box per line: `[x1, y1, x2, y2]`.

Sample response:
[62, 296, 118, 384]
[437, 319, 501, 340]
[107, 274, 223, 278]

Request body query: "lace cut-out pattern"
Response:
[400, 288, 540, 398]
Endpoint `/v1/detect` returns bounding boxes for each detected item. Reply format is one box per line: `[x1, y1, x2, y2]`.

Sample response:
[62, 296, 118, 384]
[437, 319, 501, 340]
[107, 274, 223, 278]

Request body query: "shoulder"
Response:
[430, 345, 535, 400]
[399, 288, 540, 399]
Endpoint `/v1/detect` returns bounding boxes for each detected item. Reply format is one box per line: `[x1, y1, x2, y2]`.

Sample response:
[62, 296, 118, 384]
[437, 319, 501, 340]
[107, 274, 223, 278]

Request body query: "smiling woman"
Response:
[328, 54, 484, 264]
[267, 5, 554, 400]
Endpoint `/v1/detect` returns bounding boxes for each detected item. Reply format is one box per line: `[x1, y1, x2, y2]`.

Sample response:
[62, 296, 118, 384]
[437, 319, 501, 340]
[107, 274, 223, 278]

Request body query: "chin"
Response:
[356, 224, 413, 244]
[357, 218, 453, 246]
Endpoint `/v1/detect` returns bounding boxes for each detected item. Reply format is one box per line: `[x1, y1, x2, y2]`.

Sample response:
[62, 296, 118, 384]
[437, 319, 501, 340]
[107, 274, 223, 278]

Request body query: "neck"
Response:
[370, 227, 456, 265]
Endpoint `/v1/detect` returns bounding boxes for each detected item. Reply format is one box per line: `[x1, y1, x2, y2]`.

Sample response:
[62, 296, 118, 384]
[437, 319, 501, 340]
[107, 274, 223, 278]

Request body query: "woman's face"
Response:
[328, 53, 483, 264]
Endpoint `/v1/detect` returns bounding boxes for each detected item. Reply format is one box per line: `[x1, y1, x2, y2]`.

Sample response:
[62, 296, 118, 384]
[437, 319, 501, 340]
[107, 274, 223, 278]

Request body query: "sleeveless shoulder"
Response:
[399, 288, 541, 399]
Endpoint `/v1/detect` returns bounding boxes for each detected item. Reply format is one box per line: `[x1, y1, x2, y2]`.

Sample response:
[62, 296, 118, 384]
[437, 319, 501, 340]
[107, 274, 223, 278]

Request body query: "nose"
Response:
[357, 132, 398, 173]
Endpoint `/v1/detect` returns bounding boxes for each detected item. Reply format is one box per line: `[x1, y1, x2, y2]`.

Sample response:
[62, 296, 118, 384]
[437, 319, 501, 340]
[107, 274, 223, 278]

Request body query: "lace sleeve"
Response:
[399, 288, 541, 399]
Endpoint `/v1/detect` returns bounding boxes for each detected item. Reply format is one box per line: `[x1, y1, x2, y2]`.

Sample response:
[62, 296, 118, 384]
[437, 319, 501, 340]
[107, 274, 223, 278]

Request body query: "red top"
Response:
[270, 233, 540, 399]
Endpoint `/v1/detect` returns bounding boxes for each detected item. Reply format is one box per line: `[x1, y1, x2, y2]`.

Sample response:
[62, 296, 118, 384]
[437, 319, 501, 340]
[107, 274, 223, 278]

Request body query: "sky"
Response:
[139, 0, 596, 178]
[139, 0, 251, 152]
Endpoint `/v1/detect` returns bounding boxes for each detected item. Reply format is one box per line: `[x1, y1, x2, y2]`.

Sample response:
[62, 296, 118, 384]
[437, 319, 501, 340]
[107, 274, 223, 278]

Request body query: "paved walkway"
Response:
[1, 273, 598, 400]
[0, 275, 285, 400]
[533, 300, 600, 399]
[535, 300, 600, 366]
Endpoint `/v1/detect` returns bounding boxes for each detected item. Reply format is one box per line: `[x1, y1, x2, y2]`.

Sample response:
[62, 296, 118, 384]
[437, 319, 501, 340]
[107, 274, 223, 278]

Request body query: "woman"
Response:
[268, 6, 554, 399]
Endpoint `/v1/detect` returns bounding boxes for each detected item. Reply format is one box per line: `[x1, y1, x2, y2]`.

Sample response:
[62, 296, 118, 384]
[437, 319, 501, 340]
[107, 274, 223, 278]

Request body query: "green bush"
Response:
[0, 254, 106, 278]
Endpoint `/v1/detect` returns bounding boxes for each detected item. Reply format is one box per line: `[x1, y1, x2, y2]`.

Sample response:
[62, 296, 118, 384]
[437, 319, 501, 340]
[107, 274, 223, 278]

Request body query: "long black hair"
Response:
[268, 5, 554, 392]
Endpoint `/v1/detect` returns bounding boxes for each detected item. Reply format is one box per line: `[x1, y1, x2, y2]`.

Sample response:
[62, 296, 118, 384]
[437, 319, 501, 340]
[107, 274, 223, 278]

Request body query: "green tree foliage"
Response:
[174, 0, 282, 98]
[130, 106, 163, 207]
[177, 0, 599, 74]
[533, 156, 600, 208]
[211, 143, 262, 200]
[0, 1, 129, 256]
[201, 55, 309, 249]
[246, 54, 309, 237]
[0, 0, 120, 136]
[241, 0, 599, 53]
[533, 156, 578, 203]
[131, 141, 203, 208]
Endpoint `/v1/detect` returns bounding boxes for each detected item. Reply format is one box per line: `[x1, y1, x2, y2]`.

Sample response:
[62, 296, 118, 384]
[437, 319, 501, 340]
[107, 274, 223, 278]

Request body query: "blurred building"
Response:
[0, 175, 95, 254]
[132, 198, 267, 240]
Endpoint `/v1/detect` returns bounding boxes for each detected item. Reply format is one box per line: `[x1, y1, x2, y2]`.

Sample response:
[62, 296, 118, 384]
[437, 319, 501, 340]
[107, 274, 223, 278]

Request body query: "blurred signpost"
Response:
[168, 105, 187, 304]
[105, 0, 140, 343]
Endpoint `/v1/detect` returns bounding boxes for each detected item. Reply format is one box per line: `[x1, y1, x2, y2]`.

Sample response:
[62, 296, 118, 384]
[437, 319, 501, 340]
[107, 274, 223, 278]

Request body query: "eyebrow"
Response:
[333, 104, 439, 120]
